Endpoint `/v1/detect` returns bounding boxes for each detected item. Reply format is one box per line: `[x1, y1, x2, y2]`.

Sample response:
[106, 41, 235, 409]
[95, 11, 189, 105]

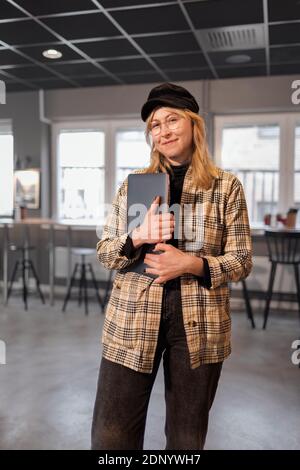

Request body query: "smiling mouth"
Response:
[163, 139, 177, 145]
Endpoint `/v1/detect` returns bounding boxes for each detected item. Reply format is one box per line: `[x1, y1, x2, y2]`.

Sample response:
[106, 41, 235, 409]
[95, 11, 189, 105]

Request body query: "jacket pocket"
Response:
[204, 307, 231, 346]
[102, 272, 150, 350]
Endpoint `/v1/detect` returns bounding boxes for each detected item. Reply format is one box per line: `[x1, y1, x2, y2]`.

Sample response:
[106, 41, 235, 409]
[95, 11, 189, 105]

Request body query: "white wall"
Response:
[42, 75, 300, 121]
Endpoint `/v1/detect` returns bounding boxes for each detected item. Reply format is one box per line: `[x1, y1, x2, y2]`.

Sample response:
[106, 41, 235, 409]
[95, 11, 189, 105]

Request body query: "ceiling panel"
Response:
[166, 68, 214, 81]
[185, 0, 264, 29]
[216, 65, 266, 78]
[100, 0, 176, 7]
[8, 65, 57, 79]
[76, 76, 118, 87]
[153, 52, 208, 70]
[14, 0, 98, 16]
[31, 78, 73, 89]
[268, 0, 300, 22]
[78, 39, 138, 58]
[269, 23, 300, 45]
[271, 62, 300, 75]
[135, 33, 200, 54]
[110, 5, 189, 34]
[120, 71, 162, 84]
[42, 12, 120, 40]
[0, 0, 27, 19]
[0, 19, 57, 45]
[5, 81, 33, 92]
[0, 49, 31, 66]
[102, 58, 154, 73]
[270, 45, 300, 64]
[48, 62, 102, 77]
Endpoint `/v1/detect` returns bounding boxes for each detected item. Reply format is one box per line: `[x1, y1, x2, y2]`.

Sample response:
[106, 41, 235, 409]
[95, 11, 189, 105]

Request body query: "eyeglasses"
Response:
[150, 115, 183, 136]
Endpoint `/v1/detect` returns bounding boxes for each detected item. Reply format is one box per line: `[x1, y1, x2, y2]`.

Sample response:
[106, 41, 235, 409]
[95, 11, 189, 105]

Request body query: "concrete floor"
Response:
[0, 294, 299, 450]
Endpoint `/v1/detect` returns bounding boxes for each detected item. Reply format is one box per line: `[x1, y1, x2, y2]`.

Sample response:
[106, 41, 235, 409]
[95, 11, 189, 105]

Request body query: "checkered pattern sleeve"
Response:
[96, 179, 143, 270]
[205, 178, 253, 289]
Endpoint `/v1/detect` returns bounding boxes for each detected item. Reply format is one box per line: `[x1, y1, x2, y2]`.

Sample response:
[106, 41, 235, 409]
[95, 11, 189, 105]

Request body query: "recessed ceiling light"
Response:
[42, 49, 62, 59]
[225, 54, 251, 64]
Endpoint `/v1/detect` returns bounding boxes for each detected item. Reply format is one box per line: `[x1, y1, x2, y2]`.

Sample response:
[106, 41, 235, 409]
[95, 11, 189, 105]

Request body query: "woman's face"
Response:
[150, 107, 193, 165]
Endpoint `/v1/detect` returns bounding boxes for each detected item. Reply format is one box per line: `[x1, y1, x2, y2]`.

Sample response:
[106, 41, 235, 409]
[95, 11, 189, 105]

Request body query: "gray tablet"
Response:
[120, 172, 170, 278]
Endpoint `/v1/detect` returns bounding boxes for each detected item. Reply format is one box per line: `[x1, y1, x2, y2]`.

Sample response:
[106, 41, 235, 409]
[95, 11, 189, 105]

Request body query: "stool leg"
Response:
[82, 261, 88, 316]
[263, 261, 277, 329]
[28, 259, 45, 304]
[22, 259, 28, 311]
[78, 269, 83, 307]
[62, 263, 79, 312]
[88, 263, 104, 312]
[293, 264, 300, 323]
[7, 260, 20, 302]
[241, 279, 255, 328]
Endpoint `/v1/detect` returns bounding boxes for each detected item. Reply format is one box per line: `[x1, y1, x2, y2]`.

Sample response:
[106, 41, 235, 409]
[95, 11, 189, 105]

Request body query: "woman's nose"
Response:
[160, 123, 172, 137]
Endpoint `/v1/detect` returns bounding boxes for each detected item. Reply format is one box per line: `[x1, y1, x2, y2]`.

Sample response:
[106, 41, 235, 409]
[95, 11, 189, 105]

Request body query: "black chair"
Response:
[7, 229, 45, 311]
[229, 279, 256, 328]
[263, 229, 300, 329]
[241, 279, 256, 328]
[62, 248, 104, 315]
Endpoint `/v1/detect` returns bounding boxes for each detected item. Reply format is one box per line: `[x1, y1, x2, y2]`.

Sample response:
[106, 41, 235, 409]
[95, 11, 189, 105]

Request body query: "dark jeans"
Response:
[91, 283, 223, 450]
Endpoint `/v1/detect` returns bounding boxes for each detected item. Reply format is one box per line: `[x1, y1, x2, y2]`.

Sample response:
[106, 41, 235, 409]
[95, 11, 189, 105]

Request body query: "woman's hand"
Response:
[144, 243, 204, 284]
[131, 196, 175, 249]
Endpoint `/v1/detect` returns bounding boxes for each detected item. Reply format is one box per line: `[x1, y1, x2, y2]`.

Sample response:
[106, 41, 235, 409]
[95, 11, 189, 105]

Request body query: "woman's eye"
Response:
[169, 118, 178, 124]
[151, 123, 159, 129]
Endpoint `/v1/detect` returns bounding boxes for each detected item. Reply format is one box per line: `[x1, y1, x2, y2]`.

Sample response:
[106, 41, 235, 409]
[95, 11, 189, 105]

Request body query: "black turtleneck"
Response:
[121, 164, 211, 289]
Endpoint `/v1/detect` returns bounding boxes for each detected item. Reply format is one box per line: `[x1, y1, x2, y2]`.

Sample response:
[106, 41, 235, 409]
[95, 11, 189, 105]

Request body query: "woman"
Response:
[91, 83, 253, 450]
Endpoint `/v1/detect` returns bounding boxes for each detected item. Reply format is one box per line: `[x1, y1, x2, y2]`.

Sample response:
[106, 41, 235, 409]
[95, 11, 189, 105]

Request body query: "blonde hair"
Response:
[144, 108, 219, 190]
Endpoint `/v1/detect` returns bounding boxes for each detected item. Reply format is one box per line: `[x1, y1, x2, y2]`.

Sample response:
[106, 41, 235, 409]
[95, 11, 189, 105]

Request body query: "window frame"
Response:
[0, 119, 14, 218]
[52, 119, 147, 224]
[214, 113, 300, 223]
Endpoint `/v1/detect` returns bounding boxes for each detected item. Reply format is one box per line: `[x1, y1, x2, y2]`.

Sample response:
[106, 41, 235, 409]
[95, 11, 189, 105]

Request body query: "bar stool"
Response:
[263, 229, 300, 329]
[62, 248, 104, 315]
[6, 224, 45, 310]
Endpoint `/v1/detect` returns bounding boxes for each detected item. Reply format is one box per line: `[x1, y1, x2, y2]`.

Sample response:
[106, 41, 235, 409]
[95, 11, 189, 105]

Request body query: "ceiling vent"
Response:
[195, 24, 266, 52]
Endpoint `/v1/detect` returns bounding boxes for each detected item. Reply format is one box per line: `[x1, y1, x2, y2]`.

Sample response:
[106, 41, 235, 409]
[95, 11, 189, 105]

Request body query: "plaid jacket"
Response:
[96, 165, 253, 373]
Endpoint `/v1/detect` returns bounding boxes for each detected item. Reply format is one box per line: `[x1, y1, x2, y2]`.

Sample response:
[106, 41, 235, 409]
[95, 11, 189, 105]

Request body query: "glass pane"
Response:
[116, 130, 150, 190]
[221, 125, 280, 224]
[59, 130, 104, 167]
[0, 134, 14, 217]
[58, 130, 104, 222]
[294, 125, 300, 225]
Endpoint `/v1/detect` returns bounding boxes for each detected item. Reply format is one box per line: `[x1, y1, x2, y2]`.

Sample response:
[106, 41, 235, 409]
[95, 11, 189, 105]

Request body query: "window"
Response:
[115, 129, 150, 191]
[215, 114, 300, 226]
[0, 121, 14, 217]
[294, 125, 300, 224]
[53, 120, 150, 225]
[220, 123, 280, 223]
[56, 128, 105, 223]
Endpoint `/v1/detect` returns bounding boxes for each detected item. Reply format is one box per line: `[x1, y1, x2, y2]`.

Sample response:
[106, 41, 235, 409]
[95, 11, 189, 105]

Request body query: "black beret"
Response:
[141, 82, 199, 122]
